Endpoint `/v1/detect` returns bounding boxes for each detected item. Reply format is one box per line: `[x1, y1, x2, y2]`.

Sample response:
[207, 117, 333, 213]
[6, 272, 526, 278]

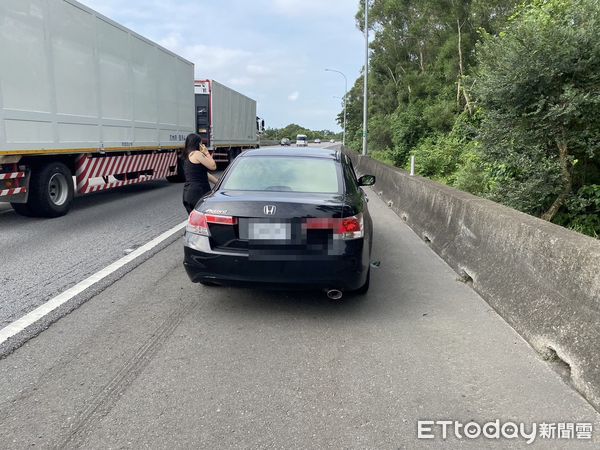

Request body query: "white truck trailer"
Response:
[0, 0, 195, 217]
[194, 80, 259, 165]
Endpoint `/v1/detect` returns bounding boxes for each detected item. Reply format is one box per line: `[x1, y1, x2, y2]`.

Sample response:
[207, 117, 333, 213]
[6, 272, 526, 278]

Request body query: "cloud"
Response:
[155, 33, 298, 87]
[157, 33, 252, 72]
[269, 0, 352, 18]
[79, 0, 357, 130]
[228, 77, 254, 87]
[246, 64, 272, 76]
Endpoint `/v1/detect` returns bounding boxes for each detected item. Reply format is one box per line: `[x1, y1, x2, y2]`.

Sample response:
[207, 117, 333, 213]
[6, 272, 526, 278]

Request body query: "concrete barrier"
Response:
[347, 150, 600, 411]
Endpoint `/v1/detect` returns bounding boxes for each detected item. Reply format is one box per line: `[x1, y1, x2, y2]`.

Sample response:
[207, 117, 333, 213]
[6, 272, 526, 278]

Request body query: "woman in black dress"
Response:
[182, 133, 217, 214]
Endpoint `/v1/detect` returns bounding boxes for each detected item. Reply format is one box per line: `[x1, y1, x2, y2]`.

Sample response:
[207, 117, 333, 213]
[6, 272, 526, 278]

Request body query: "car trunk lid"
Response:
[198, 190, 345, 253]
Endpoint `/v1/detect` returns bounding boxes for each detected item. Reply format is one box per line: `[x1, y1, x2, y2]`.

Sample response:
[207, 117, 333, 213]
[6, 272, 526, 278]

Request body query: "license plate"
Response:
[249, 222, 291, 240]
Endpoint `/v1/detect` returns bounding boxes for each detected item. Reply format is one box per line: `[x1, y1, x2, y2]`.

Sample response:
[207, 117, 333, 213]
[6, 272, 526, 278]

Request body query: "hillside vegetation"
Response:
[344, 0, 600, 237]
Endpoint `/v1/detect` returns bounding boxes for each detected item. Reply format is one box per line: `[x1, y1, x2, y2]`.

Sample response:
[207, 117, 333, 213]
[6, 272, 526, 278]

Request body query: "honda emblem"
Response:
[263, 205, 276, 215]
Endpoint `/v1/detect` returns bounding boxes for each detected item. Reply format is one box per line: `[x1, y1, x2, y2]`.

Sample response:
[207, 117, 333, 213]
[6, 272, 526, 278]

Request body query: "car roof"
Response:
[241, 147, 340, 160]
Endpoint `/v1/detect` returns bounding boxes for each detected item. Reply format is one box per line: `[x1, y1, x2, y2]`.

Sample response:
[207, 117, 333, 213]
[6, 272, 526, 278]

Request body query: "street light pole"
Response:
[324, 68, 347, 147]
[362, 0, 369, 156]
[333, 95, 345, 142]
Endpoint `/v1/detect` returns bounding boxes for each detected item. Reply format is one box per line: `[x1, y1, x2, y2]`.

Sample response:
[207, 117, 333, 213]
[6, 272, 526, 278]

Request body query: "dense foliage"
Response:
[343, 0, 600, 237]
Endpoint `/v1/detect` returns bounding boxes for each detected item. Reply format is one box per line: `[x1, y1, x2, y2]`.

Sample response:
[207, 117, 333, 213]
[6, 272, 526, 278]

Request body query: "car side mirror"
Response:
[358, 175, 375, 186]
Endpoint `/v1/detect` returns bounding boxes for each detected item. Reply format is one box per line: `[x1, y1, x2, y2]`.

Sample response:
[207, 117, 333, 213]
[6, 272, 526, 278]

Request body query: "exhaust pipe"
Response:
[326, 289, 343, 300]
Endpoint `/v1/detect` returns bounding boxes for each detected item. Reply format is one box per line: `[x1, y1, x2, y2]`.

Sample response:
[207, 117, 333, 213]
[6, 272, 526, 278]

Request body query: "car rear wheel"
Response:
[354, 268, 370, 295]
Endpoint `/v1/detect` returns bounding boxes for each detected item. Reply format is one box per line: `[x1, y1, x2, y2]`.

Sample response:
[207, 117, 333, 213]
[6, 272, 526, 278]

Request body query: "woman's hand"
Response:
[207, 173, 219, 185]
[189, 144, 217, 170]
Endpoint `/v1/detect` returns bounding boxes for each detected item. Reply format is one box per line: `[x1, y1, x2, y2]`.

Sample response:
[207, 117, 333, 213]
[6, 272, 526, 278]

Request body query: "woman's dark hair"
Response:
[184, 133, 202, 156]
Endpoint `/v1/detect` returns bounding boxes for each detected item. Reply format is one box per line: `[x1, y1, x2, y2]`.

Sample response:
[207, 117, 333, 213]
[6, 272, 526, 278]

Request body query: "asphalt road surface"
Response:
[0, 143, 324, 332]
[0, 179, 188, 329]
[0, 144, 598, 448]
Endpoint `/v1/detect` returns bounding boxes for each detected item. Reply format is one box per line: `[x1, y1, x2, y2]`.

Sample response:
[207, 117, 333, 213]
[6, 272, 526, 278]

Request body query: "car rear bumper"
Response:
[183, 236, 369, 291]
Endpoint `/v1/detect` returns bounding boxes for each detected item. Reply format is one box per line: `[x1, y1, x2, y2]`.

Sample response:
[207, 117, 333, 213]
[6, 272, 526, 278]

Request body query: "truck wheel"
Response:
[10, 202, 35, 217]
[26, 162, 74, 217]
[166, 174, 185, 183]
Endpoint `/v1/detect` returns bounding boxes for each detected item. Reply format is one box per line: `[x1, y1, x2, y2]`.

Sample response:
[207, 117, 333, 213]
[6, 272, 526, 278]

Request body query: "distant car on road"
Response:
[314, 138, 321, 144]
[280, 138, 291, 146]
[330, 139, 335, 143]
[295, 134, 308, 147]
[183, 147, 376, 298]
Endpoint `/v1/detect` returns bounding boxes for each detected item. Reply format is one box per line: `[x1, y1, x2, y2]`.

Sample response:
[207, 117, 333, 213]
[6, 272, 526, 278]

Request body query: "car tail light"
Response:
[187, 210, 209, 236]
[187, 212, 238, 236]
[336, 214, 364, 239]
[305, 213, 364, 240]
[304, 218, 336, 230]
[205, 214, 238, 225]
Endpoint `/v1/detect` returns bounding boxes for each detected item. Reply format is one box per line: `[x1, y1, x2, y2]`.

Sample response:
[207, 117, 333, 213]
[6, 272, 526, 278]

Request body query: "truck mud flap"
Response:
[0, 163, 29, 203]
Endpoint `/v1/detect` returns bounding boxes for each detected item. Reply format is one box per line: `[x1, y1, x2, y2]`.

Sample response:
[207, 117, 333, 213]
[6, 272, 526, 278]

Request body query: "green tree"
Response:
[474, 0, 600, 221]
[344, 0, 518, 165]
[262, 124, 341, 141]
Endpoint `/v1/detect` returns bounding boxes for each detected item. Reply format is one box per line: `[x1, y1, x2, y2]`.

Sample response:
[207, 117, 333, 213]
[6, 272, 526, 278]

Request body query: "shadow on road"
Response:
[71, 180, 178, 212]
[194, 282, 388, 323]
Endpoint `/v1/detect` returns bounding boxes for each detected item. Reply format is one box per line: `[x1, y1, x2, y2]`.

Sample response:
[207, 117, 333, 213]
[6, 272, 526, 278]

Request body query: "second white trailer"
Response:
[194, 80, 259, 164]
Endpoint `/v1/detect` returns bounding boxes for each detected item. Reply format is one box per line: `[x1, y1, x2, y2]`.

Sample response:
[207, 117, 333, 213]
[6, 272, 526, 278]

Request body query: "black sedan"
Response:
[183, 148, 375, 298]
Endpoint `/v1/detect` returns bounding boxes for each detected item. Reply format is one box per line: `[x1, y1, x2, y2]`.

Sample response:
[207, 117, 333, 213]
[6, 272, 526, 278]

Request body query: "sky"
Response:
[80, 0, 366, 132]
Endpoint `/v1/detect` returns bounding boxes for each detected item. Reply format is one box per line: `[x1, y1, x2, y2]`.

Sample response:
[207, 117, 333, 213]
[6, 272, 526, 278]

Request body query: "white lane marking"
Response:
[0, 220, 187, 345]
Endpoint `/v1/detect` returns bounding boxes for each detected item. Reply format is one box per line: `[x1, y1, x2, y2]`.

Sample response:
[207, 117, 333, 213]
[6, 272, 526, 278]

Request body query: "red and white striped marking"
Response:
[0, 171, 25, 180]
[75, 152, 178, 194]
[0, 187, 27, 197]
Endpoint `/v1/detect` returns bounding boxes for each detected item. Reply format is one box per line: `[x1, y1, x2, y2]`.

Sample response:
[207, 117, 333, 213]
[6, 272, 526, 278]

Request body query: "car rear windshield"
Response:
[222, 156, 340, 193]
